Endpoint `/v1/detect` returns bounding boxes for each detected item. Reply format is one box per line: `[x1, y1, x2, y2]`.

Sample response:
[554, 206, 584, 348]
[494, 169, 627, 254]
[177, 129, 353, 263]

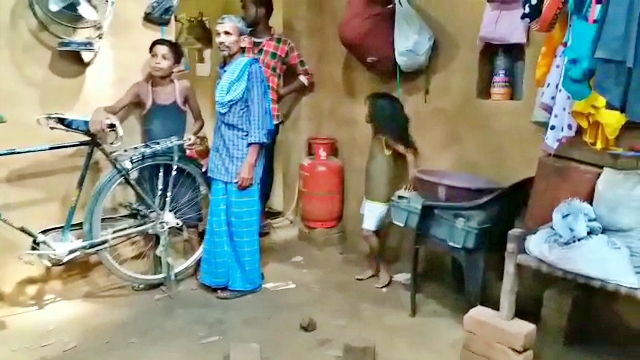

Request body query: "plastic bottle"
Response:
[490, 48, 513, 101]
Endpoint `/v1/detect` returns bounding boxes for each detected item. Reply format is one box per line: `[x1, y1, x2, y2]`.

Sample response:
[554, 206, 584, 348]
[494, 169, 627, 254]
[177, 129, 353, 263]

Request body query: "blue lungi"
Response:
[199, 179, 263, 291]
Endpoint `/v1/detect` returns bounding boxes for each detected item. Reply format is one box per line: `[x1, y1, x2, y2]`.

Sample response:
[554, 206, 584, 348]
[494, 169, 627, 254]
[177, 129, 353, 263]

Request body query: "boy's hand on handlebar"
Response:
[89, 115, 117, 134]
[184, 134, 197, 148]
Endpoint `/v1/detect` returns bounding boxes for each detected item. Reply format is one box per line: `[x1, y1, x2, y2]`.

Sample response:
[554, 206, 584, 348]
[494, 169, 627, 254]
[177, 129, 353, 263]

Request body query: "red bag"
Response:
[338, 0, 396, 76]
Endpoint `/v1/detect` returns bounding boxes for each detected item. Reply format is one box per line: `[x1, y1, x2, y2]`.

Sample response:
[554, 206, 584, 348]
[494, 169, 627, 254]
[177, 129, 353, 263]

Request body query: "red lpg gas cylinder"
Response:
[299, 137, 344, 229]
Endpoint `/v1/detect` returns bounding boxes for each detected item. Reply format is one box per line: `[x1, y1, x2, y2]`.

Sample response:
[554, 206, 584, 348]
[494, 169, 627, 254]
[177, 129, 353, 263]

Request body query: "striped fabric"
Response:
[199, 179, 263, 292]
[215, 56, 255, 114]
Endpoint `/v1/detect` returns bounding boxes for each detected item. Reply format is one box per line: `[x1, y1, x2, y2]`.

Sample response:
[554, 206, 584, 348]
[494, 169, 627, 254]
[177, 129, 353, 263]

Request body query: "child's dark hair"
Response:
[149, 39, 184, 65]
[366, 92, 418, 153]
[252, 0, 274, 20]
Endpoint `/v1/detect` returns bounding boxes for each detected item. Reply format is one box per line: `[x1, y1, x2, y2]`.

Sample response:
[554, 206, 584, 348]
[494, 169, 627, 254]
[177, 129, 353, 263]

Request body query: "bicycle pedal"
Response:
[25, 250, 67, 259]
[18, 254, 40, 266]
[20, 253, 56, 267]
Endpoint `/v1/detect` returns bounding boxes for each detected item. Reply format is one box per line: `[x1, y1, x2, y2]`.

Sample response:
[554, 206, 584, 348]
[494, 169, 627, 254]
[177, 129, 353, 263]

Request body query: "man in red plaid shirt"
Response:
[241, 0, 314, 235]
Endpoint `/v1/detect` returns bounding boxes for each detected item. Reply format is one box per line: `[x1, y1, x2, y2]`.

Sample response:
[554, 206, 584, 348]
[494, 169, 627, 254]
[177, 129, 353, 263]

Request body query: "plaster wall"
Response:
[0, 0, 169, 294]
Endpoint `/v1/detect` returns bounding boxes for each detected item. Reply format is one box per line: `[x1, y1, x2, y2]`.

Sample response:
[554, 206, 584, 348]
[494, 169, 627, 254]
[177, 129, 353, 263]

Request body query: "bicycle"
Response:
[0, 113, 209, 289]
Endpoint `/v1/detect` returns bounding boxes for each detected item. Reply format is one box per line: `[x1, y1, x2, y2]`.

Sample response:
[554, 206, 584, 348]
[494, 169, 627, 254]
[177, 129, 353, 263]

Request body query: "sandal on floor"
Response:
[355, 270, 378, 281]
[131, 283, 162, 292]
[215, 288, 261, 300]
[374, 277, 393, 289]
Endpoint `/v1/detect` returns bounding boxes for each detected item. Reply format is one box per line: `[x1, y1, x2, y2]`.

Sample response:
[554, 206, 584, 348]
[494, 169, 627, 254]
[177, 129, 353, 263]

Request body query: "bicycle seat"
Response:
[36, 113, 124, 146]
[38, 113, 92, 133]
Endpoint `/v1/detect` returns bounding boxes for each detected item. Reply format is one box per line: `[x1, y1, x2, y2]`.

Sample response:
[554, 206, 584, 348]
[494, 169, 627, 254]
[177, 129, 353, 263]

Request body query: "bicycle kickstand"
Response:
[157, 230, 178, 297]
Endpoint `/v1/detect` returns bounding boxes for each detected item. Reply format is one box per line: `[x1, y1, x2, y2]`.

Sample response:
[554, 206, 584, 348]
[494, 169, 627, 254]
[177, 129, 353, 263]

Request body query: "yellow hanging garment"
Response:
[535, 13, 569, 88]
[572, 91, 627, 150]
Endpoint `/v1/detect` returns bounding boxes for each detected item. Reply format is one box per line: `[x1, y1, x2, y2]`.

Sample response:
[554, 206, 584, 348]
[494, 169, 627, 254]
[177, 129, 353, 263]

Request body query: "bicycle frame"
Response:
[0, 132, 162, 245]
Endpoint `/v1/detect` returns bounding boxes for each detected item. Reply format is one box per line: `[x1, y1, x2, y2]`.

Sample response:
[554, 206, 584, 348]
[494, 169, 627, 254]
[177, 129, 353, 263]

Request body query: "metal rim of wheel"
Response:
[28, 0, 114, 40]
[84, 155, 209, 285]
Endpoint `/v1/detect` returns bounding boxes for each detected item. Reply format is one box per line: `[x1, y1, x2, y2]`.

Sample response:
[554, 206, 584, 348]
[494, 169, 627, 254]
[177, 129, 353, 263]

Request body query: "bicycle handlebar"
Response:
[104, 119, 124, 147]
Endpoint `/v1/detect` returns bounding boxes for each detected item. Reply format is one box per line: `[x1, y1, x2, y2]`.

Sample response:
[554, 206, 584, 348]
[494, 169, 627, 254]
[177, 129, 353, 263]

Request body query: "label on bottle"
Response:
[490, 69, 512, 101]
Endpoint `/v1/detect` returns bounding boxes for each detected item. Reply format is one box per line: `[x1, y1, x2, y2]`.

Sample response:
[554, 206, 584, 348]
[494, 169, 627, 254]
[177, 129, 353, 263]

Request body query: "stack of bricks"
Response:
[460, 306, 537, 360]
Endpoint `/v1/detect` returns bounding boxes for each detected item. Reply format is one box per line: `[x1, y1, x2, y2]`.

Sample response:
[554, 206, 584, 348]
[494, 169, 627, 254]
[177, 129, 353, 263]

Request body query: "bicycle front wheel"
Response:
[84, 154, 209, 285]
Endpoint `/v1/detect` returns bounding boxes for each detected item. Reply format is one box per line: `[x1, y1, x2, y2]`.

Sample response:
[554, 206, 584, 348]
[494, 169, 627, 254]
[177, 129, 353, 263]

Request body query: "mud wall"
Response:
[277, 0, 543, 242]
[0, 0, 169, 300]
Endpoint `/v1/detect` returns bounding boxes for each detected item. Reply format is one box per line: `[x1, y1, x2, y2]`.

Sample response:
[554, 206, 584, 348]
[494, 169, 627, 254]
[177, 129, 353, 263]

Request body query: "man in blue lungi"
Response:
[199, 14, 273, 299]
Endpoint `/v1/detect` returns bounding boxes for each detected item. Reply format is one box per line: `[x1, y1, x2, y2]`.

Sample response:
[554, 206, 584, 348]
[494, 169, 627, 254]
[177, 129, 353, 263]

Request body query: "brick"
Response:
[460, 349, 489, 360]
[463, 306, 536, 352]
[230, 343, 260, 360]
[463, 332, 533, 360]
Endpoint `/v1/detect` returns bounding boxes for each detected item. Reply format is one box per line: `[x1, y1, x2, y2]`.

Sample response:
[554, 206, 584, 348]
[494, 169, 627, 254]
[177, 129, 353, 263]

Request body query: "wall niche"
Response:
[476, 43, 525, 101]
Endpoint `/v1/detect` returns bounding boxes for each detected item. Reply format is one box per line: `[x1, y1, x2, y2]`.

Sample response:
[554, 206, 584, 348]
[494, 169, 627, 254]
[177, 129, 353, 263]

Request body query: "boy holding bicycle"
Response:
[90, 39, 207, 291]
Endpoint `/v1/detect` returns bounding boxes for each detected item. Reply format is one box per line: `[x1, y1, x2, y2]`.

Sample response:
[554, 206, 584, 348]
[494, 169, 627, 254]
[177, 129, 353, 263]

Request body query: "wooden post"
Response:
[499, 228, 524, 321]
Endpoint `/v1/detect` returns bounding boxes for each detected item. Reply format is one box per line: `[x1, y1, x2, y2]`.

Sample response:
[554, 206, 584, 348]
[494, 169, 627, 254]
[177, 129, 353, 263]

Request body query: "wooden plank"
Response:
[516, 254, 640, 299]
[523, 155, 602, 230]
[230, 343, 260, 360]
[554, 135, 640, 170]
[499, 228, 524, 320]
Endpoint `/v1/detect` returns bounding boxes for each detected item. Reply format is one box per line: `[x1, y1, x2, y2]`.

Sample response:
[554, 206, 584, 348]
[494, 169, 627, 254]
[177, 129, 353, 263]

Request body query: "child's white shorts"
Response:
[360, 199, 389, 231]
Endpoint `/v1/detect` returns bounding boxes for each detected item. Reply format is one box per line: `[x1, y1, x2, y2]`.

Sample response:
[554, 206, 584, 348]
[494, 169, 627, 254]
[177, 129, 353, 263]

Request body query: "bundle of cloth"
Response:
[525, 195, 640, 289]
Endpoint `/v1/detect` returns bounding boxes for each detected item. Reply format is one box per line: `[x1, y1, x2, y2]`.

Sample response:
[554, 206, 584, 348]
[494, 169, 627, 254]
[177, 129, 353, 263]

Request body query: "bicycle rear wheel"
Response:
[83, 154, 209, 285]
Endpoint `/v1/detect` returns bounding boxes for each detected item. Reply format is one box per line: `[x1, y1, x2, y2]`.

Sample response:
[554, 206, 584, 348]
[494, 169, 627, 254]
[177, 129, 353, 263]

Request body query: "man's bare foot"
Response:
[374, 268, 392, 289]
[355, 269, 378, 281]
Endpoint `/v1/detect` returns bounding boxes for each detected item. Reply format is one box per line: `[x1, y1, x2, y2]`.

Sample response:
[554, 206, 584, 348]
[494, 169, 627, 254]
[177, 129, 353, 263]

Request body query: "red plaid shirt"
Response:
[244, 34, 313, 124]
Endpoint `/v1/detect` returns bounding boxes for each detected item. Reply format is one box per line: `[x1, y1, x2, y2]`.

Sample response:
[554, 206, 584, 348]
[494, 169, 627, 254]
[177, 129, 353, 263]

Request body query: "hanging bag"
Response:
[339, 0, 396, 76]
[143, 0, 180, 27]
[393, 0, 435, 73]
[478, 2, 529, 45]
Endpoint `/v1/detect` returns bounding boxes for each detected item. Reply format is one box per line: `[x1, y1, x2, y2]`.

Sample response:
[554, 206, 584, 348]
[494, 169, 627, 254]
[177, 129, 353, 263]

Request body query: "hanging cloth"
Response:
[535, 12, 569, 87]
[540, 44, 579, 152]
[572, 90, 627, 151]
[593, 0, 640, 122]
[523, 0, 565, 33]
[562, 0, 605, 102]
[478, 2, 529, 45]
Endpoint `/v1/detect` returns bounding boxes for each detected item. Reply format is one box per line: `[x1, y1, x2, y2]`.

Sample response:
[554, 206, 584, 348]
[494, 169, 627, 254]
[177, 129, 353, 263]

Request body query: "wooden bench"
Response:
[498, 228, 640, 327]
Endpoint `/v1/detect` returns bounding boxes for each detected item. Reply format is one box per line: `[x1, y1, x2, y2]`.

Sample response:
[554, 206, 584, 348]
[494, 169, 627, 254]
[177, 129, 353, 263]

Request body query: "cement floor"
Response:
[0, 226, 637, 360]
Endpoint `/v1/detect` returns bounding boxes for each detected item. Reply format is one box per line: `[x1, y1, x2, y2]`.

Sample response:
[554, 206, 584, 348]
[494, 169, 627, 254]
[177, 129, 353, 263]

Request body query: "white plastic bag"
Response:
[394, 0, 435, 72]
[593, 168, 640, 232]
[525, 231, 638, 288]
[593, 168, 640, 277]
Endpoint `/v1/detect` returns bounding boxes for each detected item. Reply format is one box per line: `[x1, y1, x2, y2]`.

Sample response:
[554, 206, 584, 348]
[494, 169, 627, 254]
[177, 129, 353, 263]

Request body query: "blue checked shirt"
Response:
[208, 59, 273, 183]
